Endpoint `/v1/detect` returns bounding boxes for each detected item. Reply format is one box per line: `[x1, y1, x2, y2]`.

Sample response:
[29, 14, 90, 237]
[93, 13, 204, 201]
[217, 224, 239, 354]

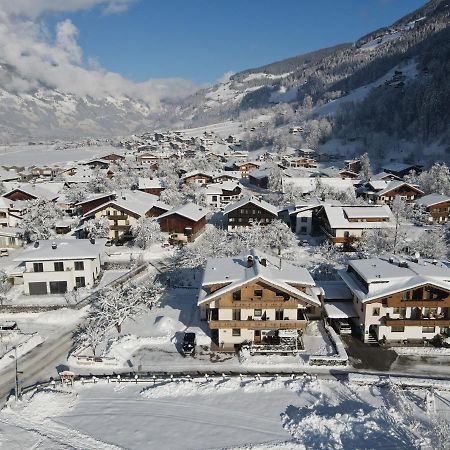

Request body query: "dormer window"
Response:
[232, 291, 241, 301]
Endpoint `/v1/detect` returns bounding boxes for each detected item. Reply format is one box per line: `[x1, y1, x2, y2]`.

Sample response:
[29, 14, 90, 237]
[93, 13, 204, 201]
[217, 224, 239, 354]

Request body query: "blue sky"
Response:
[50, 0, 428, 85]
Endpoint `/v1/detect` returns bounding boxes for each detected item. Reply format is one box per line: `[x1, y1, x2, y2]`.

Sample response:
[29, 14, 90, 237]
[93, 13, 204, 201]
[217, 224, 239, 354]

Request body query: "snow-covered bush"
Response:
[131, 217, 165, 249]
[21, 199, 63, 241]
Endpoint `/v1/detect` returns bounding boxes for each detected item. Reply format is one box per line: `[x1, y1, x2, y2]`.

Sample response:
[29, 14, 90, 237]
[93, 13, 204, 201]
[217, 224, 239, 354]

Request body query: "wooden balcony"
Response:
[387, 299, 450, 308]
[221, 299, 298, 309]
[208, 319, 308, 330]
[385, 318, 450, 327]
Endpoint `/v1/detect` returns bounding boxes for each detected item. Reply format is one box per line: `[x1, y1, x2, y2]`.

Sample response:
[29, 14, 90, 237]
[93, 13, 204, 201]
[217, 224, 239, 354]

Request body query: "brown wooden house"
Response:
[157, 202, 207, 242]
[415, 194, 450, 223]
[223, 196, 278, 232]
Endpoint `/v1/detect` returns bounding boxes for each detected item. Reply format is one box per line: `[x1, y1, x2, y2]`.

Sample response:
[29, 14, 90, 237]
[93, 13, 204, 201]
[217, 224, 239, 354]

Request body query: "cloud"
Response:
[216, 71, 235, 84]
[0, 1, 198, 107]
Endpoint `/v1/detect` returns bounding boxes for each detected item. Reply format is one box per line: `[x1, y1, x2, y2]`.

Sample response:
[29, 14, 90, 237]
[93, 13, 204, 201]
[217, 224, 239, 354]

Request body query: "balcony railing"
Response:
[208, 319, 307, 330]
[385, 318, 450, 327]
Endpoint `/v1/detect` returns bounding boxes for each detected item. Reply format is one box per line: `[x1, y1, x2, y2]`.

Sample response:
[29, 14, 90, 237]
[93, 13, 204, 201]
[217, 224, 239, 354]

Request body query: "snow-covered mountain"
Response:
[179, 0, 449, 154]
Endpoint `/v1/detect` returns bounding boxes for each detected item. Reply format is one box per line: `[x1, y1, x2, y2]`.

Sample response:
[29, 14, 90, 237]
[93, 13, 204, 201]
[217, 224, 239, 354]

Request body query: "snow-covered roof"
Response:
[76, 193, 114, 205]
[383, 163, 419, 173]
[198, 249, 319, 307]
[223, 196, 278, 216]
[82, 191, 159, 218]
[371, 172, 401, 181]
[415, 193, 450, 208]
[376, 181, 424, 197]
[339, 257, 450, 303]
[317, 281, 352, 301]
[138, 177, 163, 190]
[324, 301, 358, 319]
[14, 239, 107, 262]
[204, 181, 241, 195]
[2, 182, 60, 201]
[282, 177, 356, 195]
[323, 205, 395, 230]
[158, 202, 207, 222]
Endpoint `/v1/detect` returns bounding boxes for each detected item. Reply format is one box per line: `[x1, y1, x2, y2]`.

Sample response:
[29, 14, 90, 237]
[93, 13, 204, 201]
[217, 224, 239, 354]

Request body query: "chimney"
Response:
[51, 242, 57, 250]
[247, 255, 254, 268]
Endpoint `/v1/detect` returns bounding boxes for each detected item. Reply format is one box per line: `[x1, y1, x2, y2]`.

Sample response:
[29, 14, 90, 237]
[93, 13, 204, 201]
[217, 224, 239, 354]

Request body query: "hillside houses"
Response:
[198, 249, 320, 350]
[202, 182, 243, 210]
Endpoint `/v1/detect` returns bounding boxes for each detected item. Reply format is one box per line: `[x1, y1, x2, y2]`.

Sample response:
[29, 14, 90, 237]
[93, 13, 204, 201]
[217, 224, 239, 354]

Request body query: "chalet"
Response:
[282, 177, 357, 197]
[30, 166, 59, 180]
[357, 180, 424, 204]
[223, 196, 278, 232]
[371, 171, 402, 182]
[0, 227, 24, 248]
[137, 177, 165, 197]
[343, 159, 362, 174]
[101, 153, 125, 162]
[284, 157, 317, 169]
[157, 203, 207, 243]
[231, 161, 261, 178]
[415, 194, 450, 223]
[339, 257, 450, 344]
[181, 171, 214, 185]
[14, 239, 106, 295]
[76, 193, 116, 216]
[83, 159, 110, 170]
[211, 172, 240, 183]
[136, 153, 160, 167]
[383, 163, 422, 178]
[203, 182, 242, 210]
[319, 205, 395, 247]
[339, 169, 359, 180]
[0, 167, 20, 183]
[248, 167, 272, 189]
[198, 249, 320, 351]
[2, 183, 59, 202]
[83, 191, 170, 240]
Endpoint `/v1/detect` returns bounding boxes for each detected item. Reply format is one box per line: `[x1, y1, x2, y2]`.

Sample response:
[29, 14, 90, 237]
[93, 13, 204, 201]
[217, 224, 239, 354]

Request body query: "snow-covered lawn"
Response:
[1, 376, 449, 449]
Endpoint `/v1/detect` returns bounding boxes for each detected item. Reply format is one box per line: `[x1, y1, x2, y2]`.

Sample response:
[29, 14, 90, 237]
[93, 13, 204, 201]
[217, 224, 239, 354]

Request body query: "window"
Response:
[33, 263, 43, 273]
[422, 326, 435, 334]
[254, 289, 262, 297]
[254, 309, 262, 317]
[232, 309, 241, 321]
[300, 217, 308, 222]
[391, 326, 405, 332]
[74, 261, 84, 271]
[212, 195, 217, 201]
[402, 291, 411, 301]
[232, 328, 241, 336]
[300, 227, 307, 233]
[54, 262, 64, 272]
[75, 277, 86, 288]
[372, 307, 380, 316]
[275, 309, 284, 320]
[232, 290, 241, 301]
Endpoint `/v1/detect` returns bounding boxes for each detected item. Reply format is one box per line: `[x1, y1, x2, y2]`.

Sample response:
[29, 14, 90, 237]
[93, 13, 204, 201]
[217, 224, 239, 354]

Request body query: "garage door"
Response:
[49, 281, 68, 294]
[29, 282, 47, 295]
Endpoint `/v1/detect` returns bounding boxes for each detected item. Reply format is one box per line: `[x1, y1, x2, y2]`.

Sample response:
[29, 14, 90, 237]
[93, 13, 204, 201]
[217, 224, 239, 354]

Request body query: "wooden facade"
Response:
[424, 200, 450, 223]
[226, 202, 277, 230]
[377, 185, 423, 204]
[79, 195, 115, 215]
[158, 214, 206, 241]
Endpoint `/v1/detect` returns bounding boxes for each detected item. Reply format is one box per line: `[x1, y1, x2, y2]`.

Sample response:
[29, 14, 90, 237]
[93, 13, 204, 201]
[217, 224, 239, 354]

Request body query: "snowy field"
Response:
[0, 144, 119, 166]
[1, 376, 449, 449]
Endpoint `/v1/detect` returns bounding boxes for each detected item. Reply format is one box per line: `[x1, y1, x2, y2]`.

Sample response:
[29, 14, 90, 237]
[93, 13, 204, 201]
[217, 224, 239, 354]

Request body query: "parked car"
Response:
[0, 248, 9, 257]
[105, 240, 113, 247]
[331, 318, 352, 335]
[181, 332, 196, 356]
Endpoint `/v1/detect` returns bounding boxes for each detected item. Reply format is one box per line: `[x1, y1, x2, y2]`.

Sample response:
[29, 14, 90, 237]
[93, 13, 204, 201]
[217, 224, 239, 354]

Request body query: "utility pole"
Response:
[11, 347, 23, 401]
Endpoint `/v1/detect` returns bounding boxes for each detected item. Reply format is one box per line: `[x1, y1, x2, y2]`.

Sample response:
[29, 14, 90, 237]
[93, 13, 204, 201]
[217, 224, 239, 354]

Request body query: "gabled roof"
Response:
[371, 171, 401, 181]
[376, 181, 424, 197]
[198, 249, 319, 307]
[82, 191, 159, 218]
[181, 170, 214, 180]
[138, 177, 163, 190]
[415, 193, 450, 208]
[2, 183, 60, 201]
[204, 181, 241, 195]
[157, 202, 208, 222]
[223, 196, 278, 216]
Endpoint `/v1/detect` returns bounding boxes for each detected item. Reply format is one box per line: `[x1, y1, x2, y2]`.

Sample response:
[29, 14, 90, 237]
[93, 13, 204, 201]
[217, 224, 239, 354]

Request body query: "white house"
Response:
[14, 239, 106, 295]
[339, 257, 450, 344]
[202, 181, 243, 210]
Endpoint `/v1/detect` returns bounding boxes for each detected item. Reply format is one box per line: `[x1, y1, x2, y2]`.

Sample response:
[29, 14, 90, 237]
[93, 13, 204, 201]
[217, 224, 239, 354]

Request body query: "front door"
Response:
[254, 330, 261, 343]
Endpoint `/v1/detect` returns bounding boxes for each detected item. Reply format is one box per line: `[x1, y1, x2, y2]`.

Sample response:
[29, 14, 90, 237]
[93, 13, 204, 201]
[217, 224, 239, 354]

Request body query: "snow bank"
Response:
[141, 375, 319, 399]
[394, 346, 450, 356]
